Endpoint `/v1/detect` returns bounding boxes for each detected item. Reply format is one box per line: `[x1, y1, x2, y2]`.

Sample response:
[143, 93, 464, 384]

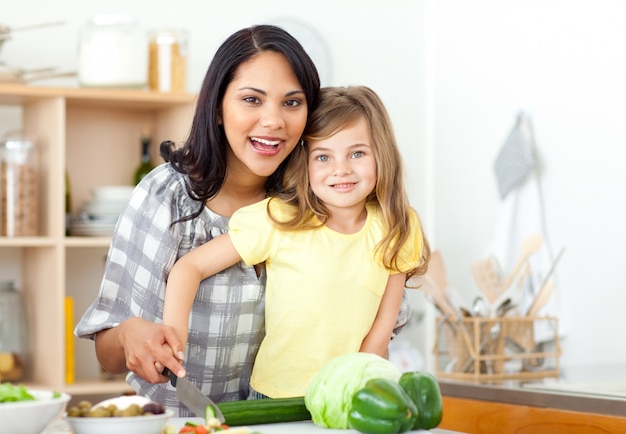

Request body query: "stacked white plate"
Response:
[70, 185, 135, 236]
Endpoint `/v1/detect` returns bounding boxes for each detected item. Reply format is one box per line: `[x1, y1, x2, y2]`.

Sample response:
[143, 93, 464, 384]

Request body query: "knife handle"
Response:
[162, 367, 177, 387]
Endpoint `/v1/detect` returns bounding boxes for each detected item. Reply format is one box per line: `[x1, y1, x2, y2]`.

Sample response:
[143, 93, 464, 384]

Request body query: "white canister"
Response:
[78, 15, 148, 88]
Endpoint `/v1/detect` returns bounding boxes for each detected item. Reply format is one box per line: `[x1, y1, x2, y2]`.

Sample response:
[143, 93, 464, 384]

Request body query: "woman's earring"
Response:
[299, 139, 304, 147]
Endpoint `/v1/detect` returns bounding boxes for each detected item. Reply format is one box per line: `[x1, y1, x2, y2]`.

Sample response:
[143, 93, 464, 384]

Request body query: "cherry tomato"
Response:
[179, 424, 208, 434]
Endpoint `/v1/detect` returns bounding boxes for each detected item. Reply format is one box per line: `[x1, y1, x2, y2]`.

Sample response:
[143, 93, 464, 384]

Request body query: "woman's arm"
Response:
[359, 273, 407, 358]
[163, 233, 243, 359]
[95, 317, 187, 381]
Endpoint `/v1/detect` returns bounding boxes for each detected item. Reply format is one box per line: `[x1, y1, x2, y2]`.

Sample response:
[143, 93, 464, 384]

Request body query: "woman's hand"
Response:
[95, 317, 186, 384]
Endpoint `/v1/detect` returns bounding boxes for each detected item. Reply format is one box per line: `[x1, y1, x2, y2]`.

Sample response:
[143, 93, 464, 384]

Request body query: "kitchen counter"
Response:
[45, 419, 462, 433]
[437, 364, 626, 432]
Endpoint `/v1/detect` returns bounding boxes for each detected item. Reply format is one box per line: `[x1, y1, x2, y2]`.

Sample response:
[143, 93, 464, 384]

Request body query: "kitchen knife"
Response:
[163, 367, 225, 423]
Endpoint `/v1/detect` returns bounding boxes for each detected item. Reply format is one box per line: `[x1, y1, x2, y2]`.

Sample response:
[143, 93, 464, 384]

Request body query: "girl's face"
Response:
[221, 51, 308, 179]
[307, 117, 377, 214]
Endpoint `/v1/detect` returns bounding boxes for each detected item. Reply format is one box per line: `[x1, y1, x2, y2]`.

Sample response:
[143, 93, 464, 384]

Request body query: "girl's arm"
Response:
[359, 272, 407, 358]
[163, 233, 243, 359]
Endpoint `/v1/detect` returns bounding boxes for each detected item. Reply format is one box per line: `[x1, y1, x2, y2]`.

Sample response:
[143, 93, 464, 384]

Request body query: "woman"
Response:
[75, 25, 410, 416]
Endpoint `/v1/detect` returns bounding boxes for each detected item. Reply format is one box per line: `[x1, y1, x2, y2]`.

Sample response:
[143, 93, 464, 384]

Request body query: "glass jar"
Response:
[148, 29, 188, 92]
[78, 15, 148, 88]
[0, 281, 29, 381]
[0, 131, 38, 236]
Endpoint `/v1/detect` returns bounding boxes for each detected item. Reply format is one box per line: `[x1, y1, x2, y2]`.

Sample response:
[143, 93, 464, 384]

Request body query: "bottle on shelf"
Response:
[0, 280, 29, 382]
[134, 129, 154, 185]
[65, 170, 71, 236]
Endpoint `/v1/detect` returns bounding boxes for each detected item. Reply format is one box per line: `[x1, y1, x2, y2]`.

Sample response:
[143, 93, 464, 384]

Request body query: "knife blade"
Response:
[163, 367, 225, 423]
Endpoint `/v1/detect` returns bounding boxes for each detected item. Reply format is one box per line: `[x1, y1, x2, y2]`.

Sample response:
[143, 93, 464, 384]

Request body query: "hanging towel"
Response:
[494, 113, 537, 199]
[486, 112, 564, 343]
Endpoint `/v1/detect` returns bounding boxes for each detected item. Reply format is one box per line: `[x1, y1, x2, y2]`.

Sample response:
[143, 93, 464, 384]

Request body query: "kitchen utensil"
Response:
[526, 280, 555, 317]
[524, 247, 564, 316]
[470, 256, 502, 303]
[501, 233, 543, 291]
[422, 275, 458, 321]
[415, 250, 459, 320]
[445, 285, 466, 317]
[536, 247, 565, 295]
[163, 368, 225, 422]
[495, 298, 517, 317]
[1, 21, 74, 83]
[472, 295, 488, 317]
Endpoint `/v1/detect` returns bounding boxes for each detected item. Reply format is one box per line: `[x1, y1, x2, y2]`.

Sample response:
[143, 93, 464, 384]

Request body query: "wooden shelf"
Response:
[0, 83, 195, 394]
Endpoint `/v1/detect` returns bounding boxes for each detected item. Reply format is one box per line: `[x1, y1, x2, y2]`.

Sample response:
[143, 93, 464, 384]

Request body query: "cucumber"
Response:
[216, 397, 311, 426]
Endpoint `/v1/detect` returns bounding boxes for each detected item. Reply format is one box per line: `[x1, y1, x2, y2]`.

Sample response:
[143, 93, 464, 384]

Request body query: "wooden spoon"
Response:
[501, 233, 543, 291]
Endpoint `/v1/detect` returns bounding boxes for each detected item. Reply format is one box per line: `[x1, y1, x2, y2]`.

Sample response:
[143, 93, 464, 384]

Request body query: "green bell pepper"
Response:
[348, 378, 417, 434]
[398, 371, 443, 430]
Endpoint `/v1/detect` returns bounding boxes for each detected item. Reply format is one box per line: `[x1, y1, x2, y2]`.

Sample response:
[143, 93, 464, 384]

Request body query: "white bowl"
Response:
[0, 389, 71, 434]
[92, 185, 135, 201]
[66, 409, 174, 434]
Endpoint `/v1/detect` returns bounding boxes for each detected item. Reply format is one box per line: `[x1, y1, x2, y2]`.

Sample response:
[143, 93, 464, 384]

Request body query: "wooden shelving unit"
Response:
[0, 83, 196, 395]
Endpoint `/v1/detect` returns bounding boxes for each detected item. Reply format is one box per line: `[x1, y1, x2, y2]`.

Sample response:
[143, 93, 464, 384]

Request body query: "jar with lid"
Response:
[0, 281, 29, 381]
[78, 14, 148, 88]
[148, 29, 188, 92]
[0, 131, 39, 237]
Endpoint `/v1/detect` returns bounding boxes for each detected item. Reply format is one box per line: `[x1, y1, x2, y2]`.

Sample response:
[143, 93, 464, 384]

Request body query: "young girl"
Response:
[163, 85, 430, 399]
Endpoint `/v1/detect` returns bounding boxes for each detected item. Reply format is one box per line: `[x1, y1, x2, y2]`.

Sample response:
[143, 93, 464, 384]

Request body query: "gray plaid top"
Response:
[75, 164, 266, 416]
[75, 163, 410, 416]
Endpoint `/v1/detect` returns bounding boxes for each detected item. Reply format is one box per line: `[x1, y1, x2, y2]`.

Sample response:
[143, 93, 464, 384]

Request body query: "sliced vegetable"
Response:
[179, 422, 208, 434]
[348, 378, 417, 434]
[215, 397, 310, 426]
[305, 352, 401, 429]
[398, 371, 443, 430]
[0, 383, 35, 403]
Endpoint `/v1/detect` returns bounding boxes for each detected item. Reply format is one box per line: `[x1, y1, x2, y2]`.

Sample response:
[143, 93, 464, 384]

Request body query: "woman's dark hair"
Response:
[161, 24, 320, 221]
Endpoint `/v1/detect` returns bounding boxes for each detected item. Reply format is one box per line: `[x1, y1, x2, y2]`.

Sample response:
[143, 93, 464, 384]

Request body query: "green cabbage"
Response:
[304, 352, 401, 429]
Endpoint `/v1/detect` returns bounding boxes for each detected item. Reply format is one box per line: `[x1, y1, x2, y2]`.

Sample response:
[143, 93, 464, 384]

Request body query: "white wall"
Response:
[429, 0, 626, 368]
[4, 0, 624, 370]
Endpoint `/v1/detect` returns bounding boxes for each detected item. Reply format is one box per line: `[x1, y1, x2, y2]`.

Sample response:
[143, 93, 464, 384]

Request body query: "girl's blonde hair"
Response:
[271, 86, 430, 280]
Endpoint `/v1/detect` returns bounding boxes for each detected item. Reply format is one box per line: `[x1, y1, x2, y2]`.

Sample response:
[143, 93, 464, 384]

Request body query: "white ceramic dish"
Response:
[66, 409, 174, 434]
[69, 221, 116, 236]
[92, 185, 135, 201]
[0, 389, 71, 434]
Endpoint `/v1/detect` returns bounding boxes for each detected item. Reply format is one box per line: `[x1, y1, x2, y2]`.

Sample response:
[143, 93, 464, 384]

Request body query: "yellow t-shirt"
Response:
[228, 198, 423, 398]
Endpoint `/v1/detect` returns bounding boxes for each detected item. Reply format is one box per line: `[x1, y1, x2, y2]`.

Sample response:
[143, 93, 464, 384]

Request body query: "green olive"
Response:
[67, 407, 82, 417]
[70, 399, 163, 417]
[88, 408, 112, 418]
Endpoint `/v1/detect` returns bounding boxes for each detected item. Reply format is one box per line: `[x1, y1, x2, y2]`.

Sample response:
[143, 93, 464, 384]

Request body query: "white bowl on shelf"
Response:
[69, 220, 117, 236]
[92, 185, 135, 202]
[0, 389, 71, 434]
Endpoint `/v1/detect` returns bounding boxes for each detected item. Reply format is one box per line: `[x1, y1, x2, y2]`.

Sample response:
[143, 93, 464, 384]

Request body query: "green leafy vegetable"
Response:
[0, 383, 35, 403]
[304, 352, 401, 429]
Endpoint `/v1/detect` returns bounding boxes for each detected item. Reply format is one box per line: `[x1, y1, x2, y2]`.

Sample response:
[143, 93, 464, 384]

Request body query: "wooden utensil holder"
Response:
[434, 315, 560, 382]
